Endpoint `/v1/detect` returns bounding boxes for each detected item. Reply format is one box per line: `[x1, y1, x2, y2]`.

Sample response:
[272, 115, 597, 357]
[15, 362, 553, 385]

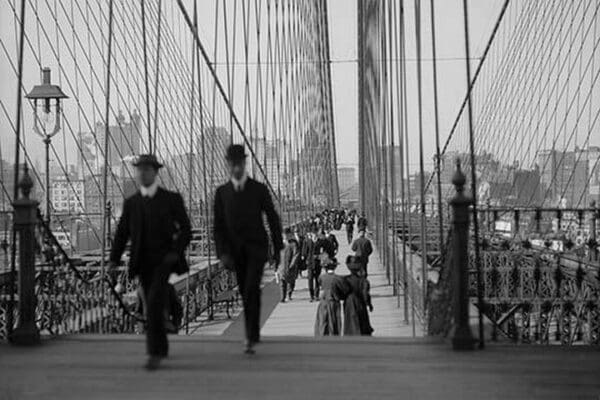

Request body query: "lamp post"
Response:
[25, 68, 68, 230]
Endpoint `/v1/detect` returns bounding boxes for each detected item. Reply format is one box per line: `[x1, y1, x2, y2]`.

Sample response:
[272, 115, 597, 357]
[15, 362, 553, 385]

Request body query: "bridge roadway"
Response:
[1, 335, 599, 399]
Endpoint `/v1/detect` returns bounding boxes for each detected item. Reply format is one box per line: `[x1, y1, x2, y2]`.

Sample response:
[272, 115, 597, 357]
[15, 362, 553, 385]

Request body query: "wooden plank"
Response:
[0, 336, 597, 400]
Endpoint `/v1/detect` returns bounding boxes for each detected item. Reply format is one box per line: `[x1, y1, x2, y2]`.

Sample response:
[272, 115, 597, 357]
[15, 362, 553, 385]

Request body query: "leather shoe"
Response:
[144, 356, 162, 371]
[243, 340, 256, 355]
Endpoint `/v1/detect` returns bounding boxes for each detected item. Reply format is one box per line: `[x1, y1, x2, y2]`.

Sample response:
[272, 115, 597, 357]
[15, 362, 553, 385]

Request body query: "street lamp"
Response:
[26, 68, 68, 229]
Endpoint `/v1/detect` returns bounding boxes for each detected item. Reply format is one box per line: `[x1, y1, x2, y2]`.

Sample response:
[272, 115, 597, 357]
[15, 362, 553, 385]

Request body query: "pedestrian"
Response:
[279, 236, 300, 302]
[327, 229, 339, 256]
[357, 214, 367, 231]
[345, 215, 355, 244]
[342, 256, 374, 336]
[309, 230, 331, 301]
[213, 144, 283, 354]
[109, 154, 192, 371]
[314, 257, 345, 336]
[301, 231, 316, 281]
[351, 229, 373, 277]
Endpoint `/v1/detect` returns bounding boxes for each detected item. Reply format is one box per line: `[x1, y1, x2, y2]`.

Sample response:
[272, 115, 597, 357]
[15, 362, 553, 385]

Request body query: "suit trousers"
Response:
[308, 261, 322, 300]
[280, 279, 295, 300]
[346, 230, 353, 245]
[234, 256, 265, 343]
[140, 260, 171, 357]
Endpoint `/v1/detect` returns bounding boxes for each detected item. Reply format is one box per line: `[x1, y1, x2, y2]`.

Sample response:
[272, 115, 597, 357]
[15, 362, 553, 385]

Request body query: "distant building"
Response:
[250, 137, 286, 195]
[537, 148, 588, 206]
[337, 167, 356, 192]
[51, 178, 85, 213]
[79, 110, 142, 178]
[512, 169, 541, 205]
[84, 175, 125, 224]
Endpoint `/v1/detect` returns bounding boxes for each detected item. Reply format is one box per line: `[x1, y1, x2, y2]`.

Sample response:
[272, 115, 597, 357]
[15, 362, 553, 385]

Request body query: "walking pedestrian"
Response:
[345, 216, 355, 244]
[109, 154, 191, 371]
[314, 258, 345, 336]
[357, 214, 367, 231]
[279, 236, 300, 302]
[327, 230, 339, 256]
[309, 230, 332, 301]
[351, 229, 373, 277]
[213, 144, 283, 354]
[342, 256, 374, 336]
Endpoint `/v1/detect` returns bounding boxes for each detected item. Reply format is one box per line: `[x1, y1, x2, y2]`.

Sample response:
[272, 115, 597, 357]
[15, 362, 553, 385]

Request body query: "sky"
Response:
[0, 0, 506, 174]
[327, 0, 506, 167]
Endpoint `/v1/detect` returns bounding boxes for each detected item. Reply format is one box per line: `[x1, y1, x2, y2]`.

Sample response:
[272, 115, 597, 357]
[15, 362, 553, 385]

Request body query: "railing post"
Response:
[450, 160, 475, 350]
[9, 164, 40, 346]
[589, 201, 598, 262]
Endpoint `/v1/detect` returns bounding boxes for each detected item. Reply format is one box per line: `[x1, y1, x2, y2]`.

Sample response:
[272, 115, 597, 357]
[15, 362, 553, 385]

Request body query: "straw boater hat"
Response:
[346, 255, 363, 272]
[132, 154, 163, 169]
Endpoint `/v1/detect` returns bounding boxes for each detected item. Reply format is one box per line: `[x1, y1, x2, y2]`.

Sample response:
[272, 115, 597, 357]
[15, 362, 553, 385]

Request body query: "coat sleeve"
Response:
[213, 186, 230, 259]
[366, 240, 373, 256]
[110, 197, 131, 264]
[362, 279, 372, 308]
[261, 184, 284, 253]
[172, 192, 192, 254]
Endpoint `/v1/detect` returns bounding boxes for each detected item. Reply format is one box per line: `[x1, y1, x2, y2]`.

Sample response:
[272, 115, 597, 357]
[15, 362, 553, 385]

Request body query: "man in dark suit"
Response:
[351, 229, 373, 277]
[214, 144, 283, 354]
[109, 154, 191, 370]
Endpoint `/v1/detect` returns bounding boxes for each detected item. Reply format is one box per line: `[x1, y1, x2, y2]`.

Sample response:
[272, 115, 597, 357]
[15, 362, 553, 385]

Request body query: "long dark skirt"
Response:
[314, 299, 342, 336]
[343, 295, 373, 336]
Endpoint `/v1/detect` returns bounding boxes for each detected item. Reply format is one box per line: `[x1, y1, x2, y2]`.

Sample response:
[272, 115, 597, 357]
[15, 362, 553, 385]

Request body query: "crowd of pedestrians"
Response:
[275, 208, 375, 337]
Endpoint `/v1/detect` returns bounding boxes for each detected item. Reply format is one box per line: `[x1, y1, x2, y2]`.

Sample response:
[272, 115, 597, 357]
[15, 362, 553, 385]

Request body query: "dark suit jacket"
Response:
[110, 187, 192, 278]
[351, 237, 373, 265]
[213, 178, 283, 264]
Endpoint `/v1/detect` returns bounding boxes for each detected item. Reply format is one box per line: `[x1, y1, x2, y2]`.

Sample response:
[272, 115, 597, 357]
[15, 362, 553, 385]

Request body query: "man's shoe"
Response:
[244, 340, 256, 355]
[281, 298, 286, 303]
[144, 356, 162, 371]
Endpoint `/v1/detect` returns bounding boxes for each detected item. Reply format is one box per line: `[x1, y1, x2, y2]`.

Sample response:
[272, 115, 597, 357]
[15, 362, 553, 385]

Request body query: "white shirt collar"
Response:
[140, 181, 159, 198]
[231, 173, 248, 191]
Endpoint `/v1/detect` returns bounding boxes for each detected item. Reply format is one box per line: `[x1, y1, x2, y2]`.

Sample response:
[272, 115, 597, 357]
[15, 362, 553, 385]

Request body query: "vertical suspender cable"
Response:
[402, 0, 416, 335]
[388, 0, 398, 296]
[8, 0, 27, 338]
[322, 0, 340, 207]
[414, 0, 428, 326]
[357, 0, 365, 213]
[430, 0, 444, 252]
[100, 0, 114, 305]
[185, 0, 198, 335]
[461, 0, 485, 349]
[152, 0, 163, 153]
[380, 0, 389, 283]
[141, 0, 152, 152]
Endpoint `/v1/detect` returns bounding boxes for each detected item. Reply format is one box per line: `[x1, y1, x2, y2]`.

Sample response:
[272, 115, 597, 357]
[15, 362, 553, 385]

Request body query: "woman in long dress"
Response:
[343, 256, 374, 336]
[279, 238, 300, 302]
[314, 257, 345, 336]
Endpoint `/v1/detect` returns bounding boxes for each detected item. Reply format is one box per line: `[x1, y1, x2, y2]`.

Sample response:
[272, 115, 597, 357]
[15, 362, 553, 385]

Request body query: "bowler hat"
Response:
[226, 144, 247, 161]
[132, 154, 163, 169]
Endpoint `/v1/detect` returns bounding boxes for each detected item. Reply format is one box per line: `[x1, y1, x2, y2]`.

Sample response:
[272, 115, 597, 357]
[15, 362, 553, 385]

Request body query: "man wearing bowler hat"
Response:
[109, 154, 191, 370]
[214, 144, 283, 354]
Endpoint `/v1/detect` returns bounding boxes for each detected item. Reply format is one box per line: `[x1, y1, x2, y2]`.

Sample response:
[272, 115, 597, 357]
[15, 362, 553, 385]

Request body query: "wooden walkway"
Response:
[262, 229, 421, 337]
[1, 335, 598, 400]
